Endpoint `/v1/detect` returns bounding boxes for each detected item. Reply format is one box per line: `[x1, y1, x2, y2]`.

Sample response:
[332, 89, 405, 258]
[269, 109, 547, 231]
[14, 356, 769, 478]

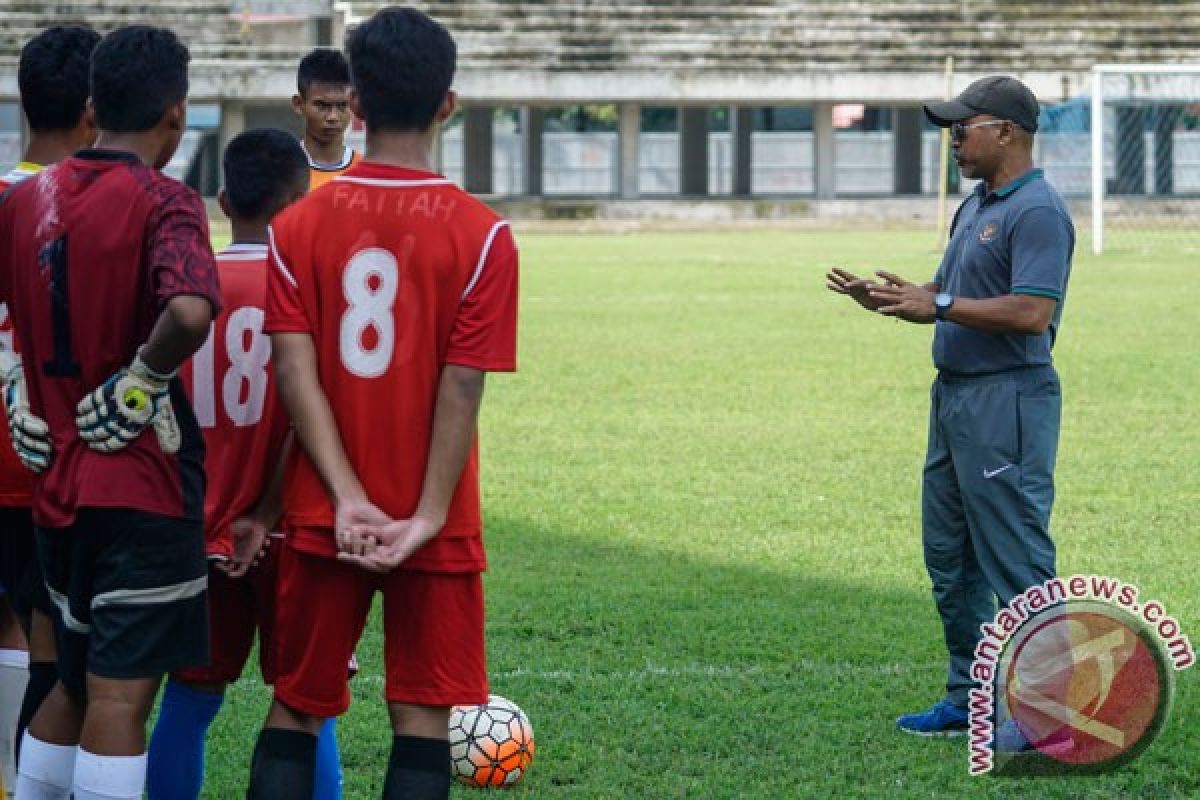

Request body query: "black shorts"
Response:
[36, 508, 209, 700]
[0, 506, 51, 619]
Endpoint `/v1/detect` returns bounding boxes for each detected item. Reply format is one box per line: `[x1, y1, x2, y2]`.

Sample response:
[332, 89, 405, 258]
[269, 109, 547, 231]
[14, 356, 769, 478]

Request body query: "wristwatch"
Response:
[934, 292, 955, 321]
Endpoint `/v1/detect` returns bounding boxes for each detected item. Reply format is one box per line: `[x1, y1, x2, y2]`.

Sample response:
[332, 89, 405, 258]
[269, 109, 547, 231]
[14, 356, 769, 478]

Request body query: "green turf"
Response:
[199, 230, 1198, 797]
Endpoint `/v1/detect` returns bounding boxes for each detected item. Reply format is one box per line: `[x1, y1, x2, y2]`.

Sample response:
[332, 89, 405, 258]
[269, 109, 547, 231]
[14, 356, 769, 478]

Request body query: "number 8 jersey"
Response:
[265, 163, 519, 572]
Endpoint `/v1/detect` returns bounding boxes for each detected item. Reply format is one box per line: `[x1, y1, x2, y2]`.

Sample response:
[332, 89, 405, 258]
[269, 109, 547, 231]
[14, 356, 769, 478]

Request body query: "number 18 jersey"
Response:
[264, 162, 519, 572]
[181, 244, 288, 559]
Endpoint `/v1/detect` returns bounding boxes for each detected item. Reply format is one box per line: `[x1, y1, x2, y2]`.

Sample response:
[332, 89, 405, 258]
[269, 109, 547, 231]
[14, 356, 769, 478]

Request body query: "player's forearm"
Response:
[945, 294, 1055, 335]
[141, 295, 214, 374]
[271, 333, 365, 504]
[415, 365, 485, 525]
[282, 375, 362, 503]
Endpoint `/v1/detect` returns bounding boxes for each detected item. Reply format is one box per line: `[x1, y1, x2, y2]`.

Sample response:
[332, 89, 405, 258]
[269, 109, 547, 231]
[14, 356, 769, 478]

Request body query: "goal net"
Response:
[1089, 65, 1200, 255]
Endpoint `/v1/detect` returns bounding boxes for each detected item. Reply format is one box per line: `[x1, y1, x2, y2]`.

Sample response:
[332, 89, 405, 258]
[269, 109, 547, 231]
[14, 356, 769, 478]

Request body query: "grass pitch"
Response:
[200, 230, 1198, 798]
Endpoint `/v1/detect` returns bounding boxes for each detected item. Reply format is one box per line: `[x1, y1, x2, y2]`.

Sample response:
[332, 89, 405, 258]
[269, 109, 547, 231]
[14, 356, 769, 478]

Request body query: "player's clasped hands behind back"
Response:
[334, 496, 443, 574]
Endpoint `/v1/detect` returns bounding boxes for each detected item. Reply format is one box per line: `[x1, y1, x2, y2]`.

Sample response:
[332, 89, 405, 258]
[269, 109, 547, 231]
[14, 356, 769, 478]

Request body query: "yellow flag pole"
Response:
[935, 56, 955, 250]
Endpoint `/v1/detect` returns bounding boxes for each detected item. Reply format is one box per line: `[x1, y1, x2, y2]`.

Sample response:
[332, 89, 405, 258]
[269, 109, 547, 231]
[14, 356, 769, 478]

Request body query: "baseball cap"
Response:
[924, 75, 1040, 133]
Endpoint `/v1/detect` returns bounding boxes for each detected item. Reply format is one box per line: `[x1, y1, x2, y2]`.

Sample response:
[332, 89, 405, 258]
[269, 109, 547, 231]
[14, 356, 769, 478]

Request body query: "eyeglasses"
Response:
[951, 120, 1007, 141]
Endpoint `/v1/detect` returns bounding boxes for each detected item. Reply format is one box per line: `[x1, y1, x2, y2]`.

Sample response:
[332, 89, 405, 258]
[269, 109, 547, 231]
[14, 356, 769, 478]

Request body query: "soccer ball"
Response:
[448, 694, 535, 788]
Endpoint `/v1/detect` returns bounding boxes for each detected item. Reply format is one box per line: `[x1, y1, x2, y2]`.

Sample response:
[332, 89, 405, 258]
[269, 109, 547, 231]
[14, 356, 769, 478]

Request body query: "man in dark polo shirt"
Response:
[827, 76, 1073, 741]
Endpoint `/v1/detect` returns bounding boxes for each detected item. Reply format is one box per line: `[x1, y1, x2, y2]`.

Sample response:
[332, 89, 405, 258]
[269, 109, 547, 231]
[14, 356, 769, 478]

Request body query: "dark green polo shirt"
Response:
[932, 168, 1075, 375]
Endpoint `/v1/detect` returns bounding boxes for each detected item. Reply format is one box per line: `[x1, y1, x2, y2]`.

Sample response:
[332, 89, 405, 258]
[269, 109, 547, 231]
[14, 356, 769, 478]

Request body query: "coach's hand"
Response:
[826, 267, 886, 312]
[2, 357, 53, 473]
[337, 514, 443, 573]
[76, 353, 181, 454]
[869, 271, 936, 324]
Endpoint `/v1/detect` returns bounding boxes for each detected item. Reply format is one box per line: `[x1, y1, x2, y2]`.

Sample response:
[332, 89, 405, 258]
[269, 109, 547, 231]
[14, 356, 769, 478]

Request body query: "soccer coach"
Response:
[826, 76, 1074, 737]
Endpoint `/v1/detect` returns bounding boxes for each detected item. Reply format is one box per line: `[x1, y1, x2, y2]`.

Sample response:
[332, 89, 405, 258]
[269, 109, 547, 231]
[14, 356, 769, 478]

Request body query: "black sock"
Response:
[384, 735, 452, 800]
[246, 727, 317, 800]
[15, 661, 56, 768]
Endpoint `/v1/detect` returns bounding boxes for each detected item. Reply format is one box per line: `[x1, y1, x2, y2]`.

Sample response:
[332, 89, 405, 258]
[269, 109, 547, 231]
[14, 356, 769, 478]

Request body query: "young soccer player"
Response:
[292, 48, 361, 190]
[144, 128, 344, 800]
[251, 8, 519, 798]
[0, 24, 100, 792]
[0, 25, 218, 800]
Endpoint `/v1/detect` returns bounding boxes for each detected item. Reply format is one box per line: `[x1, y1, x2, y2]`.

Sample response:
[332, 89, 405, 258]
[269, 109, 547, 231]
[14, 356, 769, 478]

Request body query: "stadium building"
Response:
[2, 0, 1200, 216]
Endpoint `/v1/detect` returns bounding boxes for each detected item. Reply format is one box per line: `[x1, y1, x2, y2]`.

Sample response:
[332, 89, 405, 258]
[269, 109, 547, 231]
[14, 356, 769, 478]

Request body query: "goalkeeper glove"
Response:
[0, 350, 52, 473]
[75, 353, 181, 454]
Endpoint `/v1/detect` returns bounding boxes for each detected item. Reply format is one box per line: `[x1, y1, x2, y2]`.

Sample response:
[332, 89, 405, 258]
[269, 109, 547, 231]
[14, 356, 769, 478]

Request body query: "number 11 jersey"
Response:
[264, 162, 518, 572]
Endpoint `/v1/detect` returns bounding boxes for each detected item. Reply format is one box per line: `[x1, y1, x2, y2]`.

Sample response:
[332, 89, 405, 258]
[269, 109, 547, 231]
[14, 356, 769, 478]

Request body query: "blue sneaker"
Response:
[896, 699, 969, 736]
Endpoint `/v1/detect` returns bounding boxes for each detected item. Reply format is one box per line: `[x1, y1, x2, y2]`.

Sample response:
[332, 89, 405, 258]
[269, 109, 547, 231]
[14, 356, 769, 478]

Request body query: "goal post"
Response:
[1091, 68, 1105, 255]
[1089, 64, 1200, 255]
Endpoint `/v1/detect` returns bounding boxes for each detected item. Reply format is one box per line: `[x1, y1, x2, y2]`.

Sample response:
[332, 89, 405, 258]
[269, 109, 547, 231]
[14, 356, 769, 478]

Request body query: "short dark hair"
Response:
[345, 8, 455, 133]
[223, 128, 309, 220]
[91, 25, 190, 133]
[18, 25, 101, 132]
[297, 48, 351, 95]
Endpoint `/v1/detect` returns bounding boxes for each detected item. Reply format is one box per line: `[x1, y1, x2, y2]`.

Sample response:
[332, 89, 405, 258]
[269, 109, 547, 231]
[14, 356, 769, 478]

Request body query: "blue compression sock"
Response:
[146, 680, 225, 800]
[313, 716, 344, 799]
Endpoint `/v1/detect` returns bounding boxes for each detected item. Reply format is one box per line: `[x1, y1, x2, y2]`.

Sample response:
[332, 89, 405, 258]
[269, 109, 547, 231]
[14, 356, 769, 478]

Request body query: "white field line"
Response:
[228, 659, 940, 693]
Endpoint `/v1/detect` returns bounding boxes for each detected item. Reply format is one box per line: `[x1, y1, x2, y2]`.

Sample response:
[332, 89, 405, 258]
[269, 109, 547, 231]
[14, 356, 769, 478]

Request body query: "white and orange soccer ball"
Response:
[448, 694, 535, 788]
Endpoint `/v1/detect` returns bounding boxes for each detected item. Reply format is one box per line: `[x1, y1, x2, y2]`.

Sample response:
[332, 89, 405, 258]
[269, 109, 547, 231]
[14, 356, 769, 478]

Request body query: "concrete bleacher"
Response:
[0, 2, 242, 54]
[333, 2, 1200, 199]
[345, 1, 1200, 75]
[0, 0, 328, 49]
[0, 0, 308, 100]
[4, 1, 1200, 100]
[3, 0, 1200, 201]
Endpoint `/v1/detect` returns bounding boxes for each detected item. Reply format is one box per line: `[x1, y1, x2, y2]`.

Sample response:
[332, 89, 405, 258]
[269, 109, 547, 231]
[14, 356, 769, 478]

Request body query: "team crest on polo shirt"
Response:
[979, 222, 1000, 242]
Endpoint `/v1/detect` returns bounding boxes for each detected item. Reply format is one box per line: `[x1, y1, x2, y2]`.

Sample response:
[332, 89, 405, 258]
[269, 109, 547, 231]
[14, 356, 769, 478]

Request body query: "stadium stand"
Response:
[2, 1, 1199, 201]
[343, 2, 1200, 75]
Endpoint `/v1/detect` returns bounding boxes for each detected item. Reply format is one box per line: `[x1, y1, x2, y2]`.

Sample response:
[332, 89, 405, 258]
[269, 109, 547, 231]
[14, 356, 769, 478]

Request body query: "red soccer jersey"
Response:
[180, 243, 288, 558]
[265, 162, 519, 572]
[0, 150, 221, 529]
[0, 164, 41, 507]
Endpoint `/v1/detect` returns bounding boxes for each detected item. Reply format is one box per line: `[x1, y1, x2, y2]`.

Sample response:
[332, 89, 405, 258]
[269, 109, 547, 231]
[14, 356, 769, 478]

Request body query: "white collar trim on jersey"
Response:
[217, 242, 269, 260]
[303, 142, 355, 172]
[331, 175, 452, 188]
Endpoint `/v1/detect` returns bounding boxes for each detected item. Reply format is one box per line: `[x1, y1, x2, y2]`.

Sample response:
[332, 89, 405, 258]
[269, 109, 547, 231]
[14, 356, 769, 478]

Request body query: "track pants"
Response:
[921, 365, 1061, 706]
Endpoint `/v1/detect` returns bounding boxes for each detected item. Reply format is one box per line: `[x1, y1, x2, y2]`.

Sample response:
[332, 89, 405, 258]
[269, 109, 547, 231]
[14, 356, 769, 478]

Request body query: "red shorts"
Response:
[273, 540, 487, 717]
[174, 537, 282, 685]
